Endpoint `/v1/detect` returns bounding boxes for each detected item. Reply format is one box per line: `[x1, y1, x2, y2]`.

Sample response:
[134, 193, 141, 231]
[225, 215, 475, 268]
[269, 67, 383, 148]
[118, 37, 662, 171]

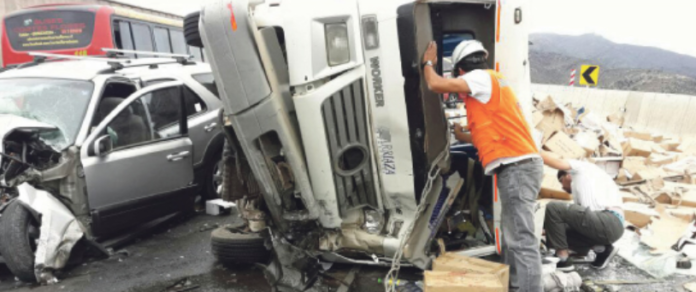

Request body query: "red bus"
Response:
[1, 4, 204, 68]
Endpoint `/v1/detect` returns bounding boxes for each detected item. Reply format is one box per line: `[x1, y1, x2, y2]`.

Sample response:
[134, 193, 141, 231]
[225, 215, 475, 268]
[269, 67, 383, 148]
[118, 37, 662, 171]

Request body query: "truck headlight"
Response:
[361, 15, 379, 50]
[325, 22, 350, 66]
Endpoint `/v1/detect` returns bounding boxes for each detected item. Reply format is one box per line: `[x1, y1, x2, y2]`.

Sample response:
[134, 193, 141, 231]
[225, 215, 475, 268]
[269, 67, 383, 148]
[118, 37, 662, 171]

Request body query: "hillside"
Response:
[530, 34, 696, 95]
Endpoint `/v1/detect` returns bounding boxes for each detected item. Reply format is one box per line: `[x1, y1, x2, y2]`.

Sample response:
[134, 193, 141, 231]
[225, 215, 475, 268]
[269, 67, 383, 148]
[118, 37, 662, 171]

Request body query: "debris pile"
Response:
[532, 94, 696, 272]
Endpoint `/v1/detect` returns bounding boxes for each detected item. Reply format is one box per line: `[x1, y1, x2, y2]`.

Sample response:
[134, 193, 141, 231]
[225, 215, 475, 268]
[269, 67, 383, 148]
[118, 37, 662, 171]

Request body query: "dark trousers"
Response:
[544, 202, 624, 254]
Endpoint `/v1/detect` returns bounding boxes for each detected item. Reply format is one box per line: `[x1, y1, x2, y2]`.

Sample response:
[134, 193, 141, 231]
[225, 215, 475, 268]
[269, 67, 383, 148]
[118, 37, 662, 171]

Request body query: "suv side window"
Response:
[144, 79, 207, 118]
[183, 87, 207, 117]
[104, 98, 154, 150]
[141, 87, 183, 136]
[192, 73, 219, 98]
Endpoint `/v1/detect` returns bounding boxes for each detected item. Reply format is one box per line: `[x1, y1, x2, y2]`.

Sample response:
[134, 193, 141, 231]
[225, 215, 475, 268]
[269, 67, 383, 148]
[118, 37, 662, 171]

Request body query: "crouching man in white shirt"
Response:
[541, 151, 625, 272]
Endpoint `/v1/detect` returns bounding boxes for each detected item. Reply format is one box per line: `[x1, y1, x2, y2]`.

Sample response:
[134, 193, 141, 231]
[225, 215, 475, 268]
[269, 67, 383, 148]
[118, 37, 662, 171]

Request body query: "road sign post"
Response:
[580, 65, 600, 86]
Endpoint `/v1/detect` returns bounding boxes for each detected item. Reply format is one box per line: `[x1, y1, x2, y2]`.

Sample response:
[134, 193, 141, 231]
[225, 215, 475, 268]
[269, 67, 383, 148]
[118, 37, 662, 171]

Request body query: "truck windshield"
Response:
[0, 78, 94, 149]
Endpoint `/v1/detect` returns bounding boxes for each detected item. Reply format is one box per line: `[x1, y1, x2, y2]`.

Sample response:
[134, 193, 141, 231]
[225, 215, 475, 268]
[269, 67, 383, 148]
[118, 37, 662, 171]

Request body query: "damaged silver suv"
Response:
[0, 52, 224, 283]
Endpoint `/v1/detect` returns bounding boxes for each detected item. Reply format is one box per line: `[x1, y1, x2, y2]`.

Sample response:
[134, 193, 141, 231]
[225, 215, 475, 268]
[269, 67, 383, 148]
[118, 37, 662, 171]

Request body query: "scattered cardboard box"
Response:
[660, 139, 681, 151]
[607, 112, 625, 127]
[641, 204, 692, 253]
[544, 132, 587, 159]
[623, 138, 654, 157]
[622, 157, 648, 179]
[633, 168, 668, 182]
[432, 253, 509, 289]
[624, 131, 653, 142]
[620, 191, 641, 203]
[574, 131, 600, 155]
[424, 271, 504, 292]
[592, 157, 623, 178]
[539, 169, 572, 201]
[429, 253, 509, 292]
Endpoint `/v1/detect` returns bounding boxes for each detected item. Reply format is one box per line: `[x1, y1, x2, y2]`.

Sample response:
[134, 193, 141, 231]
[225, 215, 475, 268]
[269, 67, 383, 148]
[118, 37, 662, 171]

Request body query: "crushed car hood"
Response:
[0, 114, 58, 154]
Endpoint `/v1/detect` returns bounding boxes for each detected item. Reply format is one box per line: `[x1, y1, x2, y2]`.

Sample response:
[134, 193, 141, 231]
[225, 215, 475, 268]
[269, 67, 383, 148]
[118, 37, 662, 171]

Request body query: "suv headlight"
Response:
[325, 22, 350, 66]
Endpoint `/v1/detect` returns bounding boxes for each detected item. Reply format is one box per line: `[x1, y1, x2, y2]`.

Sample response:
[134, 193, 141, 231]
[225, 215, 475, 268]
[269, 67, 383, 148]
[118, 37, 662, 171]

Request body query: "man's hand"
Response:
[423, 41, 438, 67]
[453, 122, 472, 143]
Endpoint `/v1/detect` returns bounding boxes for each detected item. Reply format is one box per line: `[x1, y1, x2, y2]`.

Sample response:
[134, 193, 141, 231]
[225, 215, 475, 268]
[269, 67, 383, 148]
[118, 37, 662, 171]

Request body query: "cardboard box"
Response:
[633, 168, 667, 182]
[430, 253, 509, 292]
[607, 112, 625, 127]
[621, 191, 641, 203]
[660, 139, 681, 151]
[622, 203, 659, 228]
[544, 132, 587, 159]
[592, 157, 623, 178]
[205, 199, 236, 216]
[623, 138, 654, 157]
[648, 153, 678, 166]
[622, 157, 648, 176]
[536, 111, 565, 144]
[539, 169, 572, 200]
[574, 131, 600, 155]
[425, 271, 505, 292]
[624, 131, 654, 142]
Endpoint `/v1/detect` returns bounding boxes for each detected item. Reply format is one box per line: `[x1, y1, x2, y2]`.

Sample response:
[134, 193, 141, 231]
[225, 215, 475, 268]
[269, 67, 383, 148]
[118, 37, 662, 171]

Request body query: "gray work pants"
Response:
[497, 158, 544, 292]
[544, 202, 624, 254]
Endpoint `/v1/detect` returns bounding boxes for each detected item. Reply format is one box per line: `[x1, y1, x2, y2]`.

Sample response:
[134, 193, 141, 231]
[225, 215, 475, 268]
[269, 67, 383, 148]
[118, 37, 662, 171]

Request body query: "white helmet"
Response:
[452, 40, 489, 65]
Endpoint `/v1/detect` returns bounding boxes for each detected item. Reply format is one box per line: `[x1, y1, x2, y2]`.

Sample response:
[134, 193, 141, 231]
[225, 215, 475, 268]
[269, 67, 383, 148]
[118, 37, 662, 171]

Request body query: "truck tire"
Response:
[184, 11, 203, 48]
[211, 224, 269, 264]
[0, 201, 39, 282]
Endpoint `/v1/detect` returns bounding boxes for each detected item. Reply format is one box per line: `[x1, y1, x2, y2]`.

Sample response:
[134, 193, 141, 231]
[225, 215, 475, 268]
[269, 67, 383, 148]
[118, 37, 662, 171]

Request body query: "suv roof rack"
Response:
[28, 52, 129, 70]
[102, 49, 194, 65]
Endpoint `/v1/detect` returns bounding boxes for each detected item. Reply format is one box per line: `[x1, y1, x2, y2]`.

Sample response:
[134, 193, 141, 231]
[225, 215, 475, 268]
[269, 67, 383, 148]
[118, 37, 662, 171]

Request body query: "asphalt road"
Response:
[0, 210, 692, 292]
[0, 211, 272, 292]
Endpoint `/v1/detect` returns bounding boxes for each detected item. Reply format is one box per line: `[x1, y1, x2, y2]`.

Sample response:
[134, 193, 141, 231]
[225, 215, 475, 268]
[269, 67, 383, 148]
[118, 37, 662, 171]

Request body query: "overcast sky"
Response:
[117, 0, 696, 58]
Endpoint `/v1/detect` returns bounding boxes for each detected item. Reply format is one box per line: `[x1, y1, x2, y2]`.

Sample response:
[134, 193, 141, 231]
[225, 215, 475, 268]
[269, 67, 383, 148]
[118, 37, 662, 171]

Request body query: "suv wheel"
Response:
[211, 223, 269, 265]
[0, 201, 39, 282]
[203, 148, 224, 200]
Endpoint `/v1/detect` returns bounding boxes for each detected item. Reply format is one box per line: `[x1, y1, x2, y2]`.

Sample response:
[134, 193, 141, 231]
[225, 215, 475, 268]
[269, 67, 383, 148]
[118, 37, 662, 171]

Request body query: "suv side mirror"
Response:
[94, 135, 113, 156]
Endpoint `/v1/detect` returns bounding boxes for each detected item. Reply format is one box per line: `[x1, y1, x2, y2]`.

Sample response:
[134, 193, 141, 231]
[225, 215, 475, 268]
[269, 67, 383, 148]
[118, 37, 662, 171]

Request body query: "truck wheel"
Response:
[211, 224, 269, 264]
[184, 11, 203, 48]
[0, 201, 39, 282]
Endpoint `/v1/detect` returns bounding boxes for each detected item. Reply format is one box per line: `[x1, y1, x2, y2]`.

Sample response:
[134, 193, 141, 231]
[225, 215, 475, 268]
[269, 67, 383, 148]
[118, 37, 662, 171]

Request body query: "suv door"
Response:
[142, 77, 222, 167]
[81, 82, 195, 237]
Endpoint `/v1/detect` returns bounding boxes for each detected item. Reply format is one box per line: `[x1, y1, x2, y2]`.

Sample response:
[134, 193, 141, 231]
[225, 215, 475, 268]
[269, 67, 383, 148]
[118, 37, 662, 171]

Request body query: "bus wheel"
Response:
[184, 11, 203, 48]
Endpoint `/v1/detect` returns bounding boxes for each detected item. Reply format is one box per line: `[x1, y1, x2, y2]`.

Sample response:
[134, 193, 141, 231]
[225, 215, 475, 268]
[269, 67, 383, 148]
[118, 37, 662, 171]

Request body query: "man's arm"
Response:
[540, 150, 572, 171]
[422, 41, 472, 94]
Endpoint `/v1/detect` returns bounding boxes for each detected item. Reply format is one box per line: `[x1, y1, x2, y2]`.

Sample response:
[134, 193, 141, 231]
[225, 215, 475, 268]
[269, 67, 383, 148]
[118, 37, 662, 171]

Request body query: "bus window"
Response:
[154, 27, 171, 53]
[170, 30, 187, 55]
[189, 46, 203, 62]
[114, 20, 135, 58]
[131, 23, 154, 54]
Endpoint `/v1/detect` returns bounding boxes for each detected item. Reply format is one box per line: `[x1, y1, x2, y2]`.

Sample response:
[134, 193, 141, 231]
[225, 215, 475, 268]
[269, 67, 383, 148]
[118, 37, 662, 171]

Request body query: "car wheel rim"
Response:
[213, 159, 223, 197]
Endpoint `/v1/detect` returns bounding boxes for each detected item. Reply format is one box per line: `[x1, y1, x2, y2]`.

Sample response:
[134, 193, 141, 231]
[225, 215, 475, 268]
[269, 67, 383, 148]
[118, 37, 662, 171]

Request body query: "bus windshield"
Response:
[4, 10, 96, 52]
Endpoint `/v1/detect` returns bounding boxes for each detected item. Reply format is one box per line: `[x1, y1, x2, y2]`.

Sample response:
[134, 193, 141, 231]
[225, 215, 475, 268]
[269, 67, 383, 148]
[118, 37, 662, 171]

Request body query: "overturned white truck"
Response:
[186, 0, 534, 290]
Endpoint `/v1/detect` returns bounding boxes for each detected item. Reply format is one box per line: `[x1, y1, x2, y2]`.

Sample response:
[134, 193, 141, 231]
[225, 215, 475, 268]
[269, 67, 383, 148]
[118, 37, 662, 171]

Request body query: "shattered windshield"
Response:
[0, 78, 94, 150]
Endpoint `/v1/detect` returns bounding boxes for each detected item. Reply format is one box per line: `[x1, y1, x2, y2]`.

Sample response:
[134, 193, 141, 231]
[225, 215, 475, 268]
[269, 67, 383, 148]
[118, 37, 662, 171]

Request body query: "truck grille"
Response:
[321, 80, 378, 215]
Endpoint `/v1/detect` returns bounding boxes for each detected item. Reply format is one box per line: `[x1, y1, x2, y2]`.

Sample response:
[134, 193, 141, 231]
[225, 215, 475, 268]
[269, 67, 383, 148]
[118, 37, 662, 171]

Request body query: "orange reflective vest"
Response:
[463, 70, 538, 168]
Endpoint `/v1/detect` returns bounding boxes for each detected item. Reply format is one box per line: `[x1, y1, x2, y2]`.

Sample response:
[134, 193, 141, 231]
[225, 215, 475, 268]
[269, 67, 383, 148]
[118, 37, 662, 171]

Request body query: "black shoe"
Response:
[591, 245, 619, 270]
[556, 257, 575, 272]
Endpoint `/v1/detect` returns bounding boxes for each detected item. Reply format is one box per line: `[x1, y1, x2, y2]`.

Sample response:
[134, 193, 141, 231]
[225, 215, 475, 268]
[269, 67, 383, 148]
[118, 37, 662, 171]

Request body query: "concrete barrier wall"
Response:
[531, 84, 696, 140]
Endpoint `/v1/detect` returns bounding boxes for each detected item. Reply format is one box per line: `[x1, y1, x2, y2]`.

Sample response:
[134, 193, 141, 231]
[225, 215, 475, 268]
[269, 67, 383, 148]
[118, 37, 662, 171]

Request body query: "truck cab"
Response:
[186, 0, 532, 290]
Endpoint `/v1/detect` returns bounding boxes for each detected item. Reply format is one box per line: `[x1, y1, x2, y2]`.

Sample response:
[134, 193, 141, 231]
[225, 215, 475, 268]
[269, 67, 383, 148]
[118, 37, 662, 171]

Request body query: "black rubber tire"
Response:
[210, 226, 269, 264]
[202, 147, 224, 200]
[0, 201, 38, 282]
[184, 11, 203, 48]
